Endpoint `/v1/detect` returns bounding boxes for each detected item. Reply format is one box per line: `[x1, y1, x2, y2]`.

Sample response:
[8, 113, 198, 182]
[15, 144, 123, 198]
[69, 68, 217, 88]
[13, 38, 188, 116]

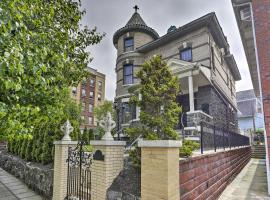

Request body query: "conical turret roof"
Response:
[126, 12, 147, 26]
[113, 10, 159, 45]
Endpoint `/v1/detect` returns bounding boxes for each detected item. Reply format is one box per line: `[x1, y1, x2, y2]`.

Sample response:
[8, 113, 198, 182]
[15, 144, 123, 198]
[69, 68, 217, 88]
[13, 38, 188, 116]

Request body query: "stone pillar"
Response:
[188, 75, 194, 112]
[138, 140, 181, 200]
[52, 140, 77, 200]
[90, 140, 126, 200]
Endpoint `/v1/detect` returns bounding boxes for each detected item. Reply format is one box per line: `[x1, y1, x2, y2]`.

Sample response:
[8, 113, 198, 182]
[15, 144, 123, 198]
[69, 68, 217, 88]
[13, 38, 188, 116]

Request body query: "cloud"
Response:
[81, 0, 253, 100]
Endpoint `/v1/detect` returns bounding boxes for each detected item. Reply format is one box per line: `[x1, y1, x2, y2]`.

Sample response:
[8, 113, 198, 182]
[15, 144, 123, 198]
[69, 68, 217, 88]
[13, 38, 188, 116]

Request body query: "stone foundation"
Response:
[0, 151, 53, 199]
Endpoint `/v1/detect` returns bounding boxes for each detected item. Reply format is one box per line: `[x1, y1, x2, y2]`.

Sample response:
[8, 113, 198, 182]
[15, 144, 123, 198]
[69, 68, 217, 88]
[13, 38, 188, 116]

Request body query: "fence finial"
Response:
[100, 112, 116, 141]
[61, 120, 74, 141]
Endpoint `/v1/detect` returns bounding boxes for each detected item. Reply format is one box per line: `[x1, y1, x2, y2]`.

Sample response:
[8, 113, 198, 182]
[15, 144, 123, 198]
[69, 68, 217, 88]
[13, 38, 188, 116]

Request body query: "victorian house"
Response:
[113, 8, 241, 136]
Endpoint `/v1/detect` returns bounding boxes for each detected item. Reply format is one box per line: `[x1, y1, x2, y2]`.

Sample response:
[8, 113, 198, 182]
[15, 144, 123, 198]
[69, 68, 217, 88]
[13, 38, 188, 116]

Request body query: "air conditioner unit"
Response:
[240, 7, 251, 21]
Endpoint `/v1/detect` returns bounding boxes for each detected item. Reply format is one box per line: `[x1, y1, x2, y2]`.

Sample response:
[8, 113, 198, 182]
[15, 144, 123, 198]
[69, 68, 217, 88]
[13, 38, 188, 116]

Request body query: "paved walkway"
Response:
[219, 158, 270, 200]
[0, 168, 42, 200]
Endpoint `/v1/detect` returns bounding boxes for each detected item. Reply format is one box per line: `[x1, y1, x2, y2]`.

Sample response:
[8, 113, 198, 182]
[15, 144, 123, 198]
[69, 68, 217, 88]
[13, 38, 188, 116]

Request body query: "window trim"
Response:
[81, 88, 86, 97]
[89, 104, 93, 113]
[123, 64, 134, 85]
[89, 91, 94, 98]
[180, 47, 192, 62]
[90, 78, 95, 87]
[124, 37, 134, 52]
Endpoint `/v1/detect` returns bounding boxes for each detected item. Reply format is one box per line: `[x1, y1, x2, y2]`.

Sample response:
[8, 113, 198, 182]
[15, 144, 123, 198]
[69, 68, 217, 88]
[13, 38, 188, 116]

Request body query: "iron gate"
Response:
[65, 141, 92, 200]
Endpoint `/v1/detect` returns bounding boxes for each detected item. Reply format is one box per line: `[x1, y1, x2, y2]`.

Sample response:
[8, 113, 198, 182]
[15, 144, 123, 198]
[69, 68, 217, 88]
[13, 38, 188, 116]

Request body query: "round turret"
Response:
[113, 8, 159, 55]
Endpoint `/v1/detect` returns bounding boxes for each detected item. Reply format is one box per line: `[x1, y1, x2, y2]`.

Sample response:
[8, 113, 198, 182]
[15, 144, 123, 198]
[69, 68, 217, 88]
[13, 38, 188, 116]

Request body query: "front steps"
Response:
[252, 145, 266, 159]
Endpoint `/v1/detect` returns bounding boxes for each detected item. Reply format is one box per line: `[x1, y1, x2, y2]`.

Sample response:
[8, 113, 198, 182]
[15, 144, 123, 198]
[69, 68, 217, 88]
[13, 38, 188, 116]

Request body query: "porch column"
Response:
[188, 75, 195, 112]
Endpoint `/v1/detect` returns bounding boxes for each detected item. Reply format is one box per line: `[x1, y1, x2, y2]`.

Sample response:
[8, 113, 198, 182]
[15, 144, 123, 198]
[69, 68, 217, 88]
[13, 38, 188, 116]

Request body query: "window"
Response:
[82, 102, 85, 111]
[88, 117, 93, 125]
[81, 80, 86, 86]
[81, 89, 86, 97]
[89, 91, 94, 98]
[122, 103, 136, 124]
[123, 64, 133, 85]
[81, 116, 85, 123]
[89, 104, 93, 113]
[72, 87, 77, 96]
[211, 46, 215, 71]
[230, 80, 233, 96]
[201, 103, 209, 115]
[90, 78, 95, 87]
[98, 93, 102, 101]
[98, 81, 102, 91]
[124, 37, 134, 52]
[180, 48, 192, 62]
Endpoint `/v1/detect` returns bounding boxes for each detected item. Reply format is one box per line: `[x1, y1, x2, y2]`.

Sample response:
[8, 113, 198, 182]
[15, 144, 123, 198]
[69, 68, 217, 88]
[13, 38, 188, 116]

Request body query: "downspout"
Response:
[233, 1, 270, 195]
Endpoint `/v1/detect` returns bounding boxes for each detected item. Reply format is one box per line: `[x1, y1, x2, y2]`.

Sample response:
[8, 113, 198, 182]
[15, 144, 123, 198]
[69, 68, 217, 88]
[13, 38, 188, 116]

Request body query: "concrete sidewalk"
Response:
[0, 168, 42, 200]
[219, 158, 270, 200]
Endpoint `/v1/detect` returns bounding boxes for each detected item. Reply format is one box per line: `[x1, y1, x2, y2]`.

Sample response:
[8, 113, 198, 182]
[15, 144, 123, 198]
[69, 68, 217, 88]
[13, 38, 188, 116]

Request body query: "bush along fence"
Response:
[199, 122, 250, 154]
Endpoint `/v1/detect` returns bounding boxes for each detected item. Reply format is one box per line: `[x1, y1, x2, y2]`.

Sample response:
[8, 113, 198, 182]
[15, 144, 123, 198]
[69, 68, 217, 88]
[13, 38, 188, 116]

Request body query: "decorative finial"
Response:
[133, 5, 139, 13]
[100, 112, 116, 141]
[61, 120, 74, 141]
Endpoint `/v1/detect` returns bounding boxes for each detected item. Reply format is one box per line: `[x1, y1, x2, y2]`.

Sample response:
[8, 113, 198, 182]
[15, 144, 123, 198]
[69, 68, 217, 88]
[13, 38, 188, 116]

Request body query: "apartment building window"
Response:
[81, 89, 86, 97]
[81, 116, 85, 123]
[98, 81, 102, 91]
[89, 91, 94, 98]
[98, 93, 102, 101]
[90, 78, 95, 87]
[180, 48, 192, 62]
[81, 80, 86, 87]
[124, 37, 134, 52]
[82, 102, 85, 111]
[89, 104, 93, 113]
[123, 64, 133, 85]
[88, 117, 93, 125]
[72, 87, 77, 96]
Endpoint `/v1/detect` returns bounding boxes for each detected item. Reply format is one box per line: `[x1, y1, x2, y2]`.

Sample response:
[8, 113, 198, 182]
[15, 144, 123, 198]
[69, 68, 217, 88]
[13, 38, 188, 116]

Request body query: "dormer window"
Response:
[124, 37, 134, 52]
[180, 48, 192, 62]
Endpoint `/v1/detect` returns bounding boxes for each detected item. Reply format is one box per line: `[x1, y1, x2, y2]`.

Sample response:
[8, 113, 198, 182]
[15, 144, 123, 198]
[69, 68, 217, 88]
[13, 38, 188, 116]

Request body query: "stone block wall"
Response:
[179, 146, 251, 200]
[0, 151, 53, 199]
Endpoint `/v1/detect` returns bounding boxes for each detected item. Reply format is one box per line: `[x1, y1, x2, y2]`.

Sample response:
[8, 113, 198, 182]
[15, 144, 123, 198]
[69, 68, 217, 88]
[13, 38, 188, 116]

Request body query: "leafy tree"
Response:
[94, 100, 116, 138]
[127, 55, 181, 168]
[128, 55, 181, 140]
[0, 0, 103, 163]
[0, 0, 103, 137]
[94, 100, 116, 121]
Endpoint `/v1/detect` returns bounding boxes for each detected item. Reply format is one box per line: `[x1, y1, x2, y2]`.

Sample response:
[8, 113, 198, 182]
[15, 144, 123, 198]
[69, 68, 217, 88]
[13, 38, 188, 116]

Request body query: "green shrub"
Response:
[129, 147, 141, 169]
[83, 145, 93, 152]
[179, 140, 200, 157]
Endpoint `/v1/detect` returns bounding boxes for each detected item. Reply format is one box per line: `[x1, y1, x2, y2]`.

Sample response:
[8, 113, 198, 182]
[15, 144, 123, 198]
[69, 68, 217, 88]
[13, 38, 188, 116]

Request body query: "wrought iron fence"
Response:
[200, 122, 250, 154]
[66, 141, 92, 200]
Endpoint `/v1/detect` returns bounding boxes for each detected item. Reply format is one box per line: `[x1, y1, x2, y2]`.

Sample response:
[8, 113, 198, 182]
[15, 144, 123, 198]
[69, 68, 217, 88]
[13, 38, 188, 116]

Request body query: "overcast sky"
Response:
[81, 0, 253, 101]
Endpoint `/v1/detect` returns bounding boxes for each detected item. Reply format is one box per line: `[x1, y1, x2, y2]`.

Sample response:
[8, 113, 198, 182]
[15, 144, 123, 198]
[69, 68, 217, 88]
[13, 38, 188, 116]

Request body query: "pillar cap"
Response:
[138, 140, 182, 148]
[53, 141, 78, 145]
[90, 140, 126, 146]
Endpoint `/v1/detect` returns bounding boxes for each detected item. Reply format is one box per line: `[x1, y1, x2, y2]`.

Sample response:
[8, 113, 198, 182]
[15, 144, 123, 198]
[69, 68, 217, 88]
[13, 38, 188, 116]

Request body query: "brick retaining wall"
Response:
[179, 147, 251, 200]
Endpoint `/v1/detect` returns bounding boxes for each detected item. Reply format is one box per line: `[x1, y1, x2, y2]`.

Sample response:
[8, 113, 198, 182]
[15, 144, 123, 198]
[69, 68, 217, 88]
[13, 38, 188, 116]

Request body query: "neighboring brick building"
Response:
[232, 0, 270, 194]
[71, 67, 105, 129]
[113, 8, 241, 136]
